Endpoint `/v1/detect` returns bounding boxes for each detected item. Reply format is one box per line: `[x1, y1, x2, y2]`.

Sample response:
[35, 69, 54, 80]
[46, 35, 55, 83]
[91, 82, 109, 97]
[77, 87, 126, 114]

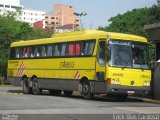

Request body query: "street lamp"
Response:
[74, 12, 87, 30]
[74, 12, 87, 17]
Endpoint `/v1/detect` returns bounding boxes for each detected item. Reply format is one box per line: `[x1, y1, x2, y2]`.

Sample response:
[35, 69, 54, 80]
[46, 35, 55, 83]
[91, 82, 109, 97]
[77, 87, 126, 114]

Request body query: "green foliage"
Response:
[98, 7, 155, 37]
[149, 3, 160, 22]
[0, 15, 52, 80]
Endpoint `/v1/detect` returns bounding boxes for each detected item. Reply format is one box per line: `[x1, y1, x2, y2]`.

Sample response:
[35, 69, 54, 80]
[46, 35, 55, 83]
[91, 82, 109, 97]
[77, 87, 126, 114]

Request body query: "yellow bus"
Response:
[7, 30, 151, 100]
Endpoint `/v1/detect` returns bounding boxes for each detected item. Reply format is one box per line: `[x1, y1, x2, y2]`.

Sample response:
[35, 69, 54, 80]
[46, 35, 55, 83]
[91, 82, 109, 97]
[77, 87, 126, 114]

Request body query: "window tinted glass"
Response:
[81, 40, 95, 55]
[75, 42, 81, 56]
[61, 43, 67, 56]
[9, 39, 95, 59]
[68, 43, 75, 56]
[10, 48, 16, 59]
[98, 41, 105, 66]
[54, 44, 59, 56]
[47, 45, 53, 57]
[41, 46, 46, 57]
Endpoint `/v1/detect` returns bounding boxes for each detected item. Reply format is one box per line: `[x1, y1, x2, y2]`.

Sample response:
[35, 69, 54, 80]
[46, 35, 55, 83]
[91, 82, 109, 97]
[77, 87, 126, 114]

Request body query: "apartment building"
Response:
[0, 0, 80, 31]
[0, 0, 23, 18]
[21, 9, 45, 28]
[45, 4, 80, 31]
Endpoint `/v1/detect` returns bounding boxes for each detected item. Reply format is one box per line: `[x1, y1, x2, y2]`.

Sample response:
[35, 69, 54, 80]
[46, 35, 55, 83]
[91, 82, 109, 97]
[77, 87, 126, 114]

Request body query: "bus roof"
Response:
[11, 30, 147, 47]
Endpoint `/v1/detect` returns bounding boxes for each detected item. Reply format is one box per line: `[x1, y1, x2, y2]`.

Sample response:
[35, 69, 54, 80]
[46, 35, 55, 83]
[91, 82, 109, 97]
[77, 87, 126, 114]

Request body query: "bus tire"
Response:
[63, 90, 73, 97]
[32, 78, 42, 95]
[22, 77, 32, 94]
[82, 81, 94, 100]
[49, 89, 61, 96]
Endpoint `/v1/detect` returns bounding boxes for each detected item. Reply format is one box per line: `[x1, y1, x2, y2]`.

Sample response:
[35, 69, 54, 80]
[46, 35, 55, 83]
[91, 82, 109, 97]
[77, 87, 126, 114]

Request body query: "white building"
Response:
[21, 9, 45, 28]
[0, 0, 23, 17]
[0, 0, 45, 28]
[0, 0, 20, 6]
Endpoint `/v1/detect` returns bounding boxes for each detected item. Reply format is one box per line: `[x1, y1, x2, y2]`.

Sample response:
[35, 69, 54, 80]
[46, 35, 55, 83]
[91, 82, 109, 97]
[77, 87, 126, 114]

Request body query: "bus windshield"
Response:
[108, 40, 149, 69]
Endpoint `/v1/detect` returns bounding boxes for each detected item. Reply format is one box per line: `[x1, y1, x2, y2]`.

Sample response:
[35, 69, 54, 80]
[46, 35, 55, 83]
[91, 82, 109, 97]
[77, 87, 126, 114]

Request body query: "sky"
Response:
[21, 0, 157, 29]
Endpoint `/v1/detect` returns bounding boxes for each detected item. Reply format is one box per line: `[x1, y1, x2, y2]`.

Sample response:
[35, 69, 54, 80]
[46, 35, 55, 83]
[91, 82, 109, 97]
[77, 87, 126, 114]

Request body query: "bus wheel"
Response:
[32, 78, 42, 95]
[82, 81, 94, 100]
[63, 90, 73, 97]
[22, 77, 32, 94]
[49, 90, 61, 96]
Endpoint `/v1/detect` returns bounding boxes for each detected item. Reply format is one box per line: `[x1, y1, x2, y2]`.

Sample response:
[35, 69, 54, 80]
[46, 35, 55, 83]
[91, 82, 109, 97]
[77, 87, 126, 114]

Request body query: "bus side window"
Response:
[54, 44, 59, 56]
[68, 43, 75, 56]
[19, 47, 23, 58]
[81, 41, 88, 55]
[61, 43, 67, 56]
[88, 41, 95, 55]
[22, 47, 26, 58]
[23, 47, 30, 58]
[30, 47, 35, 58]
[33, 47, 38, 57]
[41, 46, 46, 57]
[81, 40, 95, 56]
[75, 42, 81, 56]
[47, 45, 53, 57]
[10, 48, 16, 59]
[27, 48, 30, 58]
[15, 48, 20, 58]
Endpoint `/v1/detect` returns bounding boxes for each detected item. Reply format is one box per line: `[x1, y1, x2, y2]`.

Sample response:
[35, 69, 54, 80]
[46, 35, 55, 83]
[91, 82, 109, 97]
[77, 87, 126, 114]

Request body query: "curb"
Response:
[129, 96, 160, 104]
[141, 98, 160, 104]
[0, 92, 23, 95]
[0, 85, 14, 87]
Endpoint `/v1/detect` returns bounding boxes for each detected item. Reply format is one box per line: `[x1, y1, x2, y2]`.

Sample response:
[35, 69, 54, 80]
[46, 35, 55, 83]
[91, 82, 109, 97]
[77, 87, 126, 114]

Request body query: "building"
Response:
[45, 12, 61, 31]
[33, 20, 44, 28]
[21, 9, 45, 28]
[0, 0, 23, 18]
[144, 23, 160, 100]
[0, 1, 79, 31]
[0, 0, 20, 6]
[45, 4, 80, 32]
[0, 0, 45, 28]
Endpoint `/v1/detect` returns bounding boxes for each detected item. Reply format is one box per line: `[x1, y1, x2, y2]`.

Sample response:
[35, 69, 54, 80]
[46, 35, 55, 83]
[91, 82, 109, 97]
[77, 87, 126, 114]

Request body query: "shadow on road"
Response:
[7, 90, 23, 94]
[6, 89, 143, 103]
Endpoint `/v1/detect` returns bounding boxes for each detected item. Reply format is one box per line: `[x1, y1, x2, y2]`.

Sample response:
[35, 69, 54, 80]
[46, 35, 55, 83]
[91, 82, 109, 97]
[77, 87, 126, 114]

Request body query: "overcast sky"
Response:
[21, 0, 157, 29]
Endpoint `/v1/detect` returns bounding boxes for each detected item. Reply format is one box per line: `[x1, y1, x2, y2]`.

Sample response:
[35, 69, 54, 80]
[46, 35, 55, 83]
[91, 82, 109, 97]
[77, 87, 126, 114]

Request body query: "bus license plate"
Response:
[127, 91, 135, 94]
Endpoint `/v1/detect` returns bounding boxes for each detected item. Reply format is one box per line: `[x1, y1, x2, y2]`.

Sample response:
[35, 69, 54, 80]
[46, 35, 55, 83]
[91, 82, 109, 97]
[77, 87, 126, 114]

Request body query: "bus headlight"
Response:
[147, 82, 150, 86]
[144, 81, 150, 86]
[106, 78, 120, 84]
[111, 79, 115, 83]
[115, 79, 120, 84]
[112, 78, 120, 84]
[144, 81, 147, 86]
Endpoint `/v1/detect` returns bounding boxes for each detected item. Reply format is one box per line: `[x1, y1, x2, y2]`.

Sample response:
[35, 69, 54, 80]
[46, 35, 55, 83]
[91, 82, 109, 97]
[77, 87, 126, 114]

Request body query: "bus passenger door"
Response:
[95, 40, 106, 93]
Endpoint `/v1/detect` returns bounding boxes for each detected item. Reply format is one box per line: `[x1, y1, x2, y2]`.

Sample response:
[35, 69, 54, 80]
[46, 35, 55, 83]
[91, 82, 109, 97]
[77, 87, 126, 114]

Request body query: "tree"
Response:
[98, 7, 155, 37]
[0, 15, 52, 83]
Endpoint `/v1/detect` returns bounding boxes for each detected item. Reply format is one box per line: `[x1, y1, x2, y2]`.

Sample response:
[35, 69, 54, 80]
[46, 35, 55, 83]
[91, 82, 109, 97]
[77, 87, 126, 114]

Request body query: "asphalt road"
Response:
[0, 86, 160, 120]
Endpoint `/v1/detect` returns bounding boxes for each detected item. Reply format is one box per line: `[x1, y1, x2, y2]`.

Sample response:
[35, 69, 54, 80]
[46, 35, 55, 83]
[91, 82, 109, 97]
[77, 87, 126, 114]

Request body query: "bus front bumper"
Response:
[91, 81, 150, 95]
[106, 84, 150, 95]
